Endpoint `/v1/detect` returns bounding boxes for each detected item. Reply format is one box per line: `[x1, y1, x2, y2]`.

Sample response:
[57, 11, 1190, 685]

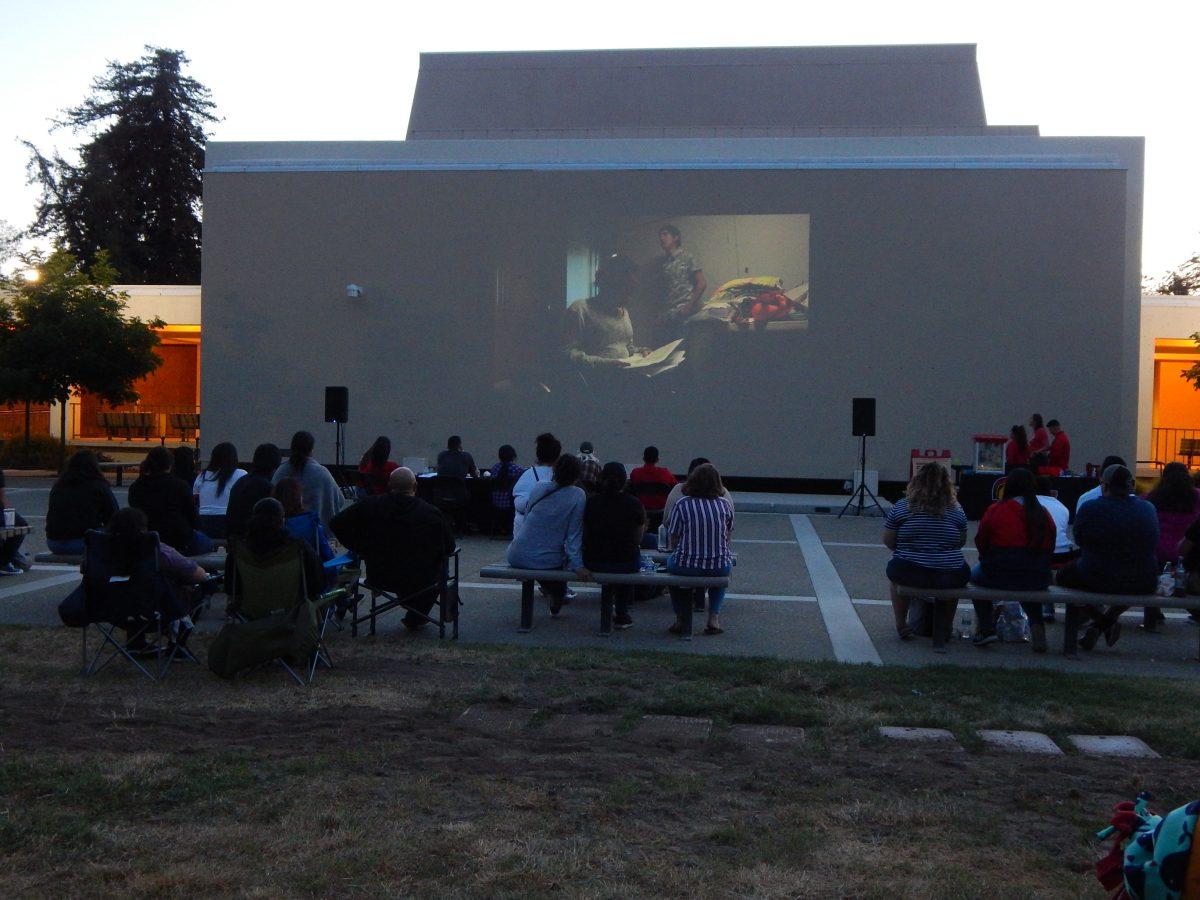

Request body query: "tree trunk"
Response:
[58, 398, 67, 473]
[23, 399, 30, 457]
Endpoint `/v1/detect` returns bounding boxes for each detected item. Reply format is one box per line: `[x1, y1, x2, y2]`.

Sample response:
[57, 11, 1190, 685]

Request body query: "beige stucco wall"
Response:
[1139, 294, 1200, 460]
[116, 284, 201, 326]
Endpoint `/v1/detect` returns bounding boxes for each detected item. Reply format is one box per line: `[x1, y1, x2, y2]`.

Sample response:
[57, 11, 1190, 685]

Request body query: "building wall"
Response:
[202, 145, 1141, 480]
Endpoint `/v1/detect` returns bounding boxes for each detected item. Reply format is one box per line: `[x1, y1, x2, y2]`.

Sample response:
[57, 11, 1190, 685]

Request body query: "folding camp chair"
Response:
[226, 539, 341, 685]
[78, 529, 200, 681]
[349, 547, 461, 639]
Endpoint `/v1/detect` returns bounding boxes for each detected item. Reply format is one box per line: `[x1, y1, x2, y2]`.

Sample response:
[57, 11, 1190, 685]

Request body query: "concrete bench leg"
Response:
[519, 581, 534, 633]
[599, 585, 613, 637]
[1063, 604, 1080, 658]
[681, 590, 694, 640]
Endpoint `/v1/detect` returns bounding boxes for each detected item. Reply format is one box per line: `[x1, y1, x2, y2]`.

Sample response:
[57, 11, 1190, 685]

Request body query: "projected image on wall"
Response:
[561, 214, 810, 380]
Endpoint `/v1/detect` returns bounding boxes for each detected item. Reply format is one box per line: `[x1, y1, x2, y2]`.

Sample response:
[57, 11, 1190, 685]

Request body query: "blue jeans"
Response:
[185, 529, 215, 555]
[47, 537, 85, 555]
[667, 556, 732, 616]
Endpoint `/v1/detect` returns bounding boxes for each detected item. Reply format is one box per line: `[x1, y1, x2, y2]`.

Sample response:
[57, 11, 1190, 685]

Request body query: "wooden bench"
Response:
[1181, 438, 1200, 468]
[98, 461, 141, 486]
[34, 550, 228, 573]
[168, 412, 199, 442]
[895, 584, 1200, 659]
[479, 564, 731, 638]
[96, 411, 156, 440]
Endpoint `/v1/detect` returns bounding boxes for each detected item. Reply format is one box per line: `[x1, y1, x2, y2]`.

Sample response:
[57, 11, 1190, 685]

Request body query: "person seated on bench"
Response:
[46, 451, 120, 556]
[129, 446, 213, 556]
[193, 442, 246, 540]
[512, 433, 560, 536]
[1144, 462, 1200, 630]
[970, 467, 1056, 653]
[1057, 464, 1158, 651]
[506, 454, 587, 616]
[665, 463, 734, 636]
[1075, 455, 1127, 514]
[883, 463, 985, 650]
[329, 467, 455, 631]
[226, 443, 281, 540]
[583, 462, 646, 630]
[1035, 476, 1078, 623]
[629, 446, 677, 530]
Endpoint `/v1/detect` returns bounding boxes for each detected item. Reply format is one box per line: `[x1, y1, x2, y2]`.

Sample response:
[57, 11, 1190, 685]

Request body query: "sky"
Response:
[3, 0, 1198, 280]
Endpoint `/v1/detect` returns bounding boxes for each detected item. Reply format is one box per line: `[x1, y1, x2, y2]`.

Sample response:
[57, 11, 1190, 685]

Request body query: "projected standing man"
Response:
[656, 224, 706, 340]
[563, 253, 644, 370]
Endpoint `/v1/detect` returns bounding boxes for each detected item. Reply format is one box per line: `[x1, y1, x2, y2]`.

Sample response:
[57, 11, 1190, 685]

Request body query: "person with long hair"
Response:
[192, 442, 246, 539]
[129, 446, 212, 555]
[506, 454, 587, 615]
[225, 443, 282, 539]
[883, 463, 977, 651]
[45, 451, 119, 555]
[171, 446, 197, 483]
[1146, 462, 1200, 566]
[971, 467, 1056, 652]
[1028, 413, 1051, 456]
[357, 436, 399, 496]
[271, 430, 344, 525]
[1005, 425, 1030, 468]
[665, 463, 734, 636]
[582, 461, 647, 630]
[487, 444, 526, 535]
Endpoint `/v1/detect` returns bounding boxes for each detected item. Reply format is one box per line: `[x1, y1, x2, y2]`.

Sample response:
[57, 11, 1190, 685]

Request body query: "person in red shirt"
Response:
[1027, 413, 1051, 455]
[970, 467, 1056, 652]
[357, 436, 400, 496]
[1046, 419, 1070, 471]
[1005, 425, 1030, 468]
[628, 445, 677, 527]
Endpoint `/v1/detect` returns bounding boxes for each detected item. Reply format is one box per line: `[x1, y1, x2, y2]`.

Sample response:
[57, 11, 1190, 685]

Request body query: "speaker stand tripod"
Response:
[332, 421, 345, 470]
[839, 433, 884, 518]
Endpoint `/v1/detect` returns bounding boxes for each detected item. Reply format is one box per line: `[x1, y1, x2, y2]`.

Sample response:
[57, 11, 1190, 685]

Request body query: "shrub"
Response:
[0, 434, 66, 470]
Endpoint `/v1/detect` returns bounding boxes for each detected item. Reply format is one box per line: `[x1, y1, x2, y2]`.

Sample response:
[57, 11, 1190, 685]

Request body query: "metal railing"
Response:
[1151, 427, 1200, 467]
[69, 400, 200, 442]
[0, 404, 52, 439]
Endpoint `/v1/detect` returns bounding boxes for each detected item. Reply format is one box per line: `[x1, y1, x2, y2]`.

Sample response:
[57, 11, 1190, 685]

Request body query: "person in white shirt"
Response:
[1074, 455, 1126, 516]
[1037, 477, 1079, 623]
[511, 433, 561, 536]
[193, 442, 247, 539]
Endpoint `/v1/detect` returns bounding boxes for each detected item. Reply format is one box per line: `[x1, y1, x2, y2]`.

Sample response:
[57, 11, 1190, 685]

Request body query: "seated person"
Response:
[272, 431, 344, 526]
[273, 477, 336, 564]
[663, 457, 734, 524]
[107, 506, 208, 652]
[329, 468, 455, 630]
[358, 436, 399, 496]
[1035, 476, 1078, 622]
[193, 442, 247, 539]
[576, 442, 602, 493]
[128, 446, 212, 556]
[970, 467, 1056, 652]
[512, 433, 561, 535]
[629, 446, 677, 528]
[488, 444, 525, 534]
[0, 466, 29, 575]
[583, 462, 647, 630]
[883, 463, 985, 651]
[46, 451, 120, 555]
[665, 464, 734, 636]
[1146, 462, 1200, 567]
[232, 498, 325, 605]
[506, 455, 587, 615]
[226, 443, 281, 539]
[563, 253, 645, 370]
[1057, 464, 1159, 650]
[1075, 455, 1127, 514]
[436, 435, 478, 479]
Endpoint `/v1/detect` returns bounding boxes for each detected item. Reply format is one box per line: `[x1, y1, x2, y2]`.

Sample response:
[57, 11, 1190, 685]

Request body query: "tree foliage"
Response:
[0, 250, 164, 444]
[24, 47, 217, 284]
[1149, 249, 1200, 296]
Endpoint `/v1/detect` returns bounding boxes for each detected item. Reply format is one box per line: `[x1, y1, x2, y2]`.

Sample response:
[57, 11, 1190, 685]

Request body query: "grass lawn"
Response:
[2, 624, 1199, 897]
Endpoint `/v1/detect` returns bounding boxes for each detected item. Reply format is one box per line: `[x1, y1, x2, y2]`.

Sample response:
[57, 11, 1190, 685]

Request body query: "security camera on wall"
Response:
[346, 284, 363, 298]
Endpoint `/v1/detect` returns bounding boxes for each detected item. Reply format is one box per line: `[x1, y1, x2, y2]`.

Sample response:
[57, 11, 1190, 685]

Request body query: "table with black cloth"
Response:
[957, 473, 1099, 521]
[415, 475, 499, 531]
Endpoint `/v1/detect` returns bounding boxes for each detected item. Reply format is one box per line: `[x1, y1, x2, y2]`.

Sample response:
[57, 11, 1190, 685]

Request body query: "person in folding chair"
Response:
[329, 466, 459, 636]
[75, 507, 207, 680]
[221, 498, 331, 684]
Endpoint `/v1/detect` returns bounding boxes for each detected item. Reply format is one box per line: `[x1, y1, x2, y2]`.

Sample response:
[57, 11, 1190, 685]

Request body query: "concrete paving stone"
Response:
[457, 706, 538, 734]
[1067, 735, 1161, 759]
[878, 726, 961, 749]
[538, 713, 620, 740]
[978, 729, 1064, 756]
[732, 724, 807, 749]
[629, 715, 712, 746]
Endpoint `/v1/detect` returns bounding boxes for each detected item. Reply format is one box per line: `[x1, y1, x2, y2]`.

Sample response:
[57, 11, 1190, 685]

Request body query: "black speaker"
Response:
[852, 397, 876, 437]
[324, 386, 349, 423]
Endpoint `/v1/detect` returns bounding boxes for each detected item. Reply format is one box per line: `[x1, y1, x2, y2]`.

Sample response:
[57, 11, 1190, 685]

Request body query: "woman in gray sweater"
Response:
[507, 454, 587, 615]
[271, 431, 344, 526]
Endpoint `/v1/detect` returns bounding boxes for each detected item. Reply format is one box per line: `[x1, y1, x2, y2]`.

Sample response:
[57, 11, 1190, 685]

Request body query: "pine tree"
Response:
[24, 47, 217, 284]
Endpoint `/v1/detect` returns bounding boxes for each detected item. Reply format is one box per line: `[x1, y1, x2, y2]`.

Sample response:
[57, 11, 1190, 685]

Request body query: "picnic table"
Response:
[99, 461, 141, 486]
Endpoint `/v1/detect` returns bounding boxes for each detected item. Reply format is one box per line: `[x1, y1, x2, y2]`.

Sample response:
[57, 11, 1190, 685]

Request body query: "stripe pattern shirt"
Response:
[667, 495, 734, 570]
[884, 498, 968, 570]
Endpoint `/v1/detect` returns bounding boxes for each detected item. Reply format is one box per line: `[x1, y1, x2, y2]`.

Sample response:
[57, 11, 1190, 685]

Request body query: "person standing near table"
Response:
[1005, 425, 1031, 468]
[1046, 419, 1071, 471]
[0, 467, 30, 575]
[656, 225, 706, 340]
[1028, 413, 1051, 457]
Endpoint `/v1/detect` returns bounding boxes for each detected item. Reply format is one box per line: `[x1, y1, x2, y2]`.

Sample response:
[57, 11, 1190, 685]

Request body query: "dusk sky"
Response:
[4, 0, 1197, 280]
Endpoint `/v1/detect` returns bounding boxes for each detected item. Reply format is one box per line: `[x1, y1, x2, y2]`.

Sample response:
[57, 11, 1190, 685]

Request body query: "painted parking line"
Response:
[790, 514, 882, 665]
[0, 572, 79, 601]
[732, 538, 797, 545]
[459, 581, 817, 604]
[825, 541, 977, 553]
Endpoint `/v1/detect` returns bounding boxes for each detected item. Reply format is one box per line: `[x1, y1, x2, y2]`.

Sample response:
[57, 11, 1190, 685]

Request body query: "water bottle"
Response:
[959, 609, 973, 640]
[1158, 563, 1175, 598]
[657, 524, 668, 551]
[1175, 557, 1189, 598]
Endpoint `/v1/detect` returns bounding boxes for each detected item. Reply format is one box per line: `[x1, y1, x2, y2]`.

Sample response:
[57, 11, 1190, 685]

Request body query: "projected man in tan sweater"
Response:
[563, 253, 645, 369]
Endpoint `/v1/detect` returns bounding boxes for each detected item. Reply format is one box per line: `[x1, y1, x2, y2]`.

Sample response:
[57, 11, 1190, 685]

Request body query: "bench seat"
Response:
[895, 583, 1200, 658]
[479, 563, 730, 637]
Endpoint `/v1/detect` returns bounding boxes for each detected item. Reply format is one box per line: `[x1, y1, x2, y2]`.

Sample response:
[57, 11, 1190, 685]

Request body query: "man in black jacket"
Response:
[330, 467, 455, 630]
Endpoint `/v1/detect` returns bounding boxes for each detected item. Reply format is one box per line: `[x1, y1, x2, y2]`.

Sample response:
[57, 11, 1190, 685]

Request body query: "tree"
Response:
[24, 47, 217, 284]
[1148, 248, 1200, 296]
[0, 249, 163, 466]
[0, 219, 20, 270]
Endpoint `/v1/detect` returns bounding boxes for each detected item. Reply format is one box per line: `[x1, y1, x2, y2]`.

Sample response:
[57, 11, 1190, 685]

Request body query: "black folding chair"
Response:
[427, 476, 470, 534]
[629, 481, 673, 530]
[78, 530, 199, 681]
[349, 547, 461, 639]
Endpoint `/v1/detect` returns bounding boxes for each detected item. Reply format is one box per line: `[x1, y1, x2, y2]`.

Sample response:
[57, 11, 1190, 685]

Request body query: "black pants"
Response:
[1, 512, 27, 564]
[589, 560, 638, 617]
[1055, 562, 1146, 627]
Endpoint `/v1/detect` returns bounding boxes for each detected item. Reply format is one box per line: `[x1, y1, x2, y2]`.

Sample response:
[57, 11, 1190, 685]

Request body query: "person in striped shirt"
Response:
[665, 463, 734, 636]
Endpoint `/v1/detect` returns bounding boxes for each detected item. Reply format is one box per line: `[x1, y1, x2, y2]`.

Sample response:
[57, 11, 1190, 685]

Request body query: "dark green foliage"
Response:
[24, 47, 217, 284]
